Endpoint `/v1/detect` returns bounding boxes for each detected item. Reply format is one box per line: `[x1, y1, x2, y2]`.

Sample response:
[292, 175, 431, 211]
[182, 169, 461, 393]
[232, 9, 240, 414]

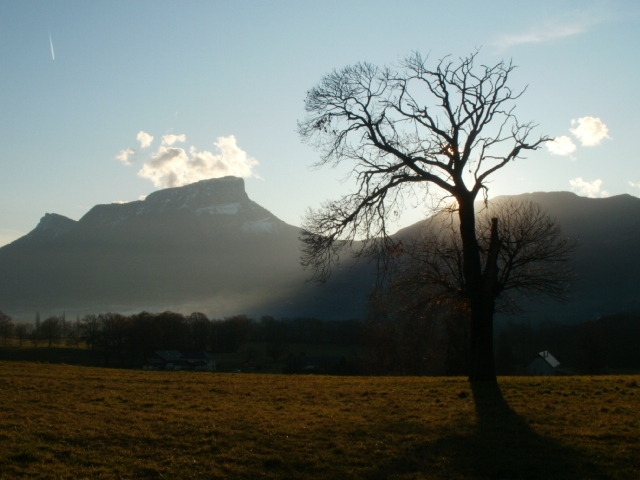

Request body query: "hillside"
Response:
[1, 182, 638, 323]
[500, 192, 640, 321]
[393, 191, 640, 323]
[0, 177, 371, 319]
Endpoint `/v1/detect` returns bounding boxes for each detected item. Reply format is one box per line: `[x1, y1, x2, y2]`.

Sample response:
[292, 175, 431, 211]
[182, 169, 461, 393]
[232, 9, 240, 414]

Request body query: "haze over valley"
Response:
[1, 177, 638, 324]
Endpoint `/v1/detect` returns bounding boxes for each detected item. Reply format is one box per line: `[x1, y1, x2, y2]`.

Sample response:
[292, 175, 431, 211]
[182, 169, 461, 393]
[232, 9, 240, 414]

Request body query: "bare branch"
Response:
[298, 52, 551, 282]
[390, 200, 575, 314]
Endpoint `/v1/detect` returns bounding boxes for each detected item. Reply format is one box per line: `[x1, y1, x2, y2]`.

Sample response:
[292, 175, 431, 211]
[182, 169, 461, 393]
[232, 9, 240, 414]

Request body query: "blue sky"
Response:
[1, 0, 639, 246]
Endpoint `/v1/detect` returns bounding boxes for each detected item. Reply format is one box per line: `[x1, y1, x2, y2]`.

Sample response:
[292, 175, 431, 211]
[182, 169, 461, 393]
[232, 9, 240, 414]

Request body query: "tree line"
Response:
[0, 310, 363, 368]
[364, 307, 640, 376]
[2, 307, 638, 374]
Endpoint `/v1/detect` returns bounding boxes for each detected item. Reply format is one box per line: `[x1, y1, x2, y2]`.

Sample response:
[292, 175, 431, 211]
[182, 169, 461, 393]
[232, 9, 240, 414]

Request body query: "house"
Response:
[145, 350, 183, 370]
[143, 350, 216, 371]
[526, 350, 561, 376]
[181, 351, 216, 372]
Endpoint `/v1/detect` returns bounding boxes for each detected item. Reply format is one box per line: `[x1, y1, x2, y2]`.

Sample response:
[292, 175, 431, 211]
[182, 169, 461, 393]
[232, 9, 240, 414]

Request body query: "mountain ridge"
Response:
[1, 179, 639, 322]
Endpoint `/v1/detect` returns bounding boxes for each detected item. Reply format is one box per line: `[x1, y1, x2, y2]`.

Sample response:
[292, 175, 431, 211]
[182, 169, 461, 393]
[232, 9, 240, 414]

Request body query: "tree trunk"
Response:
[469, 297, 496, 381]
[458, 197, 499, 383]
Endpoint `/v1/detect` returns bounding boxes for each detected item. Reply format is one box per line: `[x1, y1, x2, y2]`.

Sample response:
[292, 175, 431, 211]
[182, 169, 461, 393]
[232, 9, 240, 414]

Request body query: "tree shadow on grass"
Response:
[370, 381, 611, 480]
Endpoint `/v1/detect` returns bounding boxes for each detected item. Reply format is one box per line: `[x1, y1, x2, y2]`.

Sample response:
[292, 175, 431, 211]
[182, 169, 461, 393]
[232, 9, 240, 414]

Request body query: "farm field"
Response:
[1, 362, 639, 479]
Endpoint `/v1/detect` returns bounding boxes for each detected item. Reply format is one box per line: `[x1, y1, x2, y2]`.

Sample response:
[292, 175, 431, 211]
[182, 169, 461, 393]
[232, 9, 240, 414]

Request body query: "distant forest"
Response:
[0, 309, 638, 375]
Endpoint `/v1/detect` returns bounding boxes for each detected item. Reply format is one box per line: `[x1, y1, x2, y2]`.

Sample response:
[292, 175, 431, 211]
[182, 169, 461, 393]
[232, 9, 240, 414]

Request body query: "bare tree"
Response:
[40, 316, 62, 348]
[298, 52, 550, 381]
[364, 295, 441, 375]
[80, 314, 100, 351]
[0, 311, 14, 345]
[14, 323, 32, 347]
[393, 200, 575, 314]
[384, 200, 574, 374]
[31, 312, 41, 347]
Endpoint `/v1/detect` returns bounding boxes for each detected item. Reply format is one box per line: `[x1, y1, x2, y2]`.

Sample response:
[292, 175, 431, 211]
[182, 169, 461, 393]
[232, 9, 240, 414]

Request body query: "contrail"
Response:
[49, 33, 55, 61]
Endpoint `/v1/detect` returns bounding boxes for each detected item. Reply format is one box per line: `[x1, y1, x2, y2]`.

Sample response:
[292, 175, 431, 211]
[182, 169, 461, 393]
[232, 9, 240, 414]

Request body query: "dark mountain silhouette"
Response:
[394, 191, 640, 323]
[501, 192, 640, 322]
[1, 181, 638, 323]
[0, 177, 372, 319]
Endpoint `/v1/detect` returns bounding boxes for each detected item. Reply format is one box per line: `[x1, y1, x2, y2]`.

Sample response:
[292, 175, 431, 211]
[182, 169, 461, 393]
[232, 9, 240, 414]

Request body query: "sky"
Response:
[1, 0, 639, 247]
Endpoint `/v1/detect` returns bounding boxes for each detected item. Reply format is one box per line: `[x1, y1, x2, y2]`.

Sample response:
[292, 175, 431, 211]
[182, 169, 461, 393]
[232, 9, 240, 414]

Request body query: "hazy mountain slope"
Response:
[1, 183, 638, 323]
[395, 192, 640, 323]
[504, 192, 640, 321]
[0, 177, 370, 318]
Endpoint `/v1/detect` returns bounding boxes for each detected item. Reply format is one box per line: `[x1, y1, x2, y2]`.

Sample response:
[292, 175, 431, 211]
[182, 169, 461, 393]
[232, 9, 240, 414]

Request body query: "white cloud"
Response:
[492, 20, 588, 50]
[547, 135, 577, 156]
[136, 131, 154, 149]
[139, 194, 148, 201]
[570, 117, 610, 146]
[137, 135, 259, 188]
[570, 177, 609, 198]
[162, 134, 186, 146]
[112, 200, 129, 204]
[115, 147, 137, 165]
[629, 181, 640, 189]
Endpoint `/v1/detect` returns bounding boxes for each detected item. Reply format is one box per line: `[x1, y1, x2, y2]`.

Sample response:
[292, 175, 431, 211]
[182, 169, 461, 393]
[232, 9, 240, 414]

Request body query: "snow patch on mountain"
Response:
[196, 203, 241, 215]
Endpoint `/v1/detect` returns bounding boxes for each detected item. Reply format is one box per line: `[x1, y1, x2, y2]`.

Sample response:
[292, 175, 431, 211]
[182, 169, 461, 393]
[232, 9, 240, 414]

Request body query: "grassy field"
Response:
[1, 362, 639, 479]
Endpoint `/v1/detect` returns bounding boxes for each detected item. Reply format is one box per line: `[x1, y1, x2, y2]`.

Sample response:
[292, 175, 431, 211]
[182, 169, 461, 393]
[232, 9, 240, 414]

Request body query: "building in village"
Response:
[526, 350, 561, 376]
[144, 350, 216, 372]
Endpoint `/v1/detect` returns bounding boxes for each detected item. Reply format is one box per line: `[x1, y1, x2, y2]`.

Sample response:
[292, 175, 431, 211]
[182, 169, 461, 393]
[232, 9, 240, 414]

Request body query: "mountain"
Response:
[500, 192, 640, 322]
[395, 191, 640, 323]
[1, 182, 639, 323]
[0, 177, 372, 319]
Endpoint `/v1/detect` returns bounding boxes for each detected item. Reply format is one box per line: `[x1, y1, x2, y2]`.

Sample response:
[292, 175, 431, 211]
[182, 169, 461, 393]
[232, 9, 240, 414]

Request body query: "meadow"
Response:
[1, 361, 639, 479]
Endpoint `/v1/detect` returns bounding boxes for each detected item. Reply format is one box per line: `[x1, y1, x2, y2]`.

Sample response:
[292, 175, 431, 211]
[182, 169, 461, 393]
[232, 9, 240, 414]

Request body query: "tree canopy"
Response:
[299, 51, 553, 381]
[298, 51, 549, 282]
[391, 199, 576, 315]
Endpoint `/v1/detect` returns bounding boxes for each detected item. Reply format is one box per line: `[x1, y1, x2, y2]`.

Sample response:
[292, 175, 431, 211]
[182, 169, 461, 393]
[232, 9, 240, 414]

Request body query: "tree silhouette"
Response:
[40, 316, 62, 348]
[377, 200, 574, 374]
[392, 200, 575, 313]
[0, 310, 13, 345]
[298, 52, 550, 381]
[14, 322, 31, 347]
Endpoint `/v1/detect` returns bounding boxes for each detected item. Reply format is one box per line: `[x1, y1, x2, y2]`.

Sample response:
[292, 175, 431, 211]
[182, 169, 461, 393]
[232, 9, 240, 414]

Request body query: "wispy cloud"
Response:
[547, 135, 577, 157]
[136, 131, 154, 149]
[136, 135, 259, 188]
[491, 13, 602, 51]
[629, 181, 640, 189]
[570, 177, 609, 198]
[49, 33, 55, 61]
[570, 117, 610, 146]
[115, 147, 136, 165]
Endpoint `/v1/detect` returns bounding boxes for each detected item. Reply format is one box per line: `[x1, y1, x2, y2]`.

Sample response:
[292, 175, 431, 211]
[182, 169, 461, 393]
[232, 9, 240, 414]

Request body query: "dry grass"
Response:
[0, 362, 638, 479]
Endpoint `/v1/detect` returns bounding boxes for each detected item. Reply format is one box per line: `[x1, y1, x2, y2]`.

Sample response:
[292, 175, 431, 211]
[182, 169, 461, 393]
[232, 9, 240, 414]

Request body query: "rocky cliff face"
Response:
[79, 177, 251, 226]
[60, 177, 284, 236]
[8, 177, 292, 252]
[19, 213, 78, 243]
